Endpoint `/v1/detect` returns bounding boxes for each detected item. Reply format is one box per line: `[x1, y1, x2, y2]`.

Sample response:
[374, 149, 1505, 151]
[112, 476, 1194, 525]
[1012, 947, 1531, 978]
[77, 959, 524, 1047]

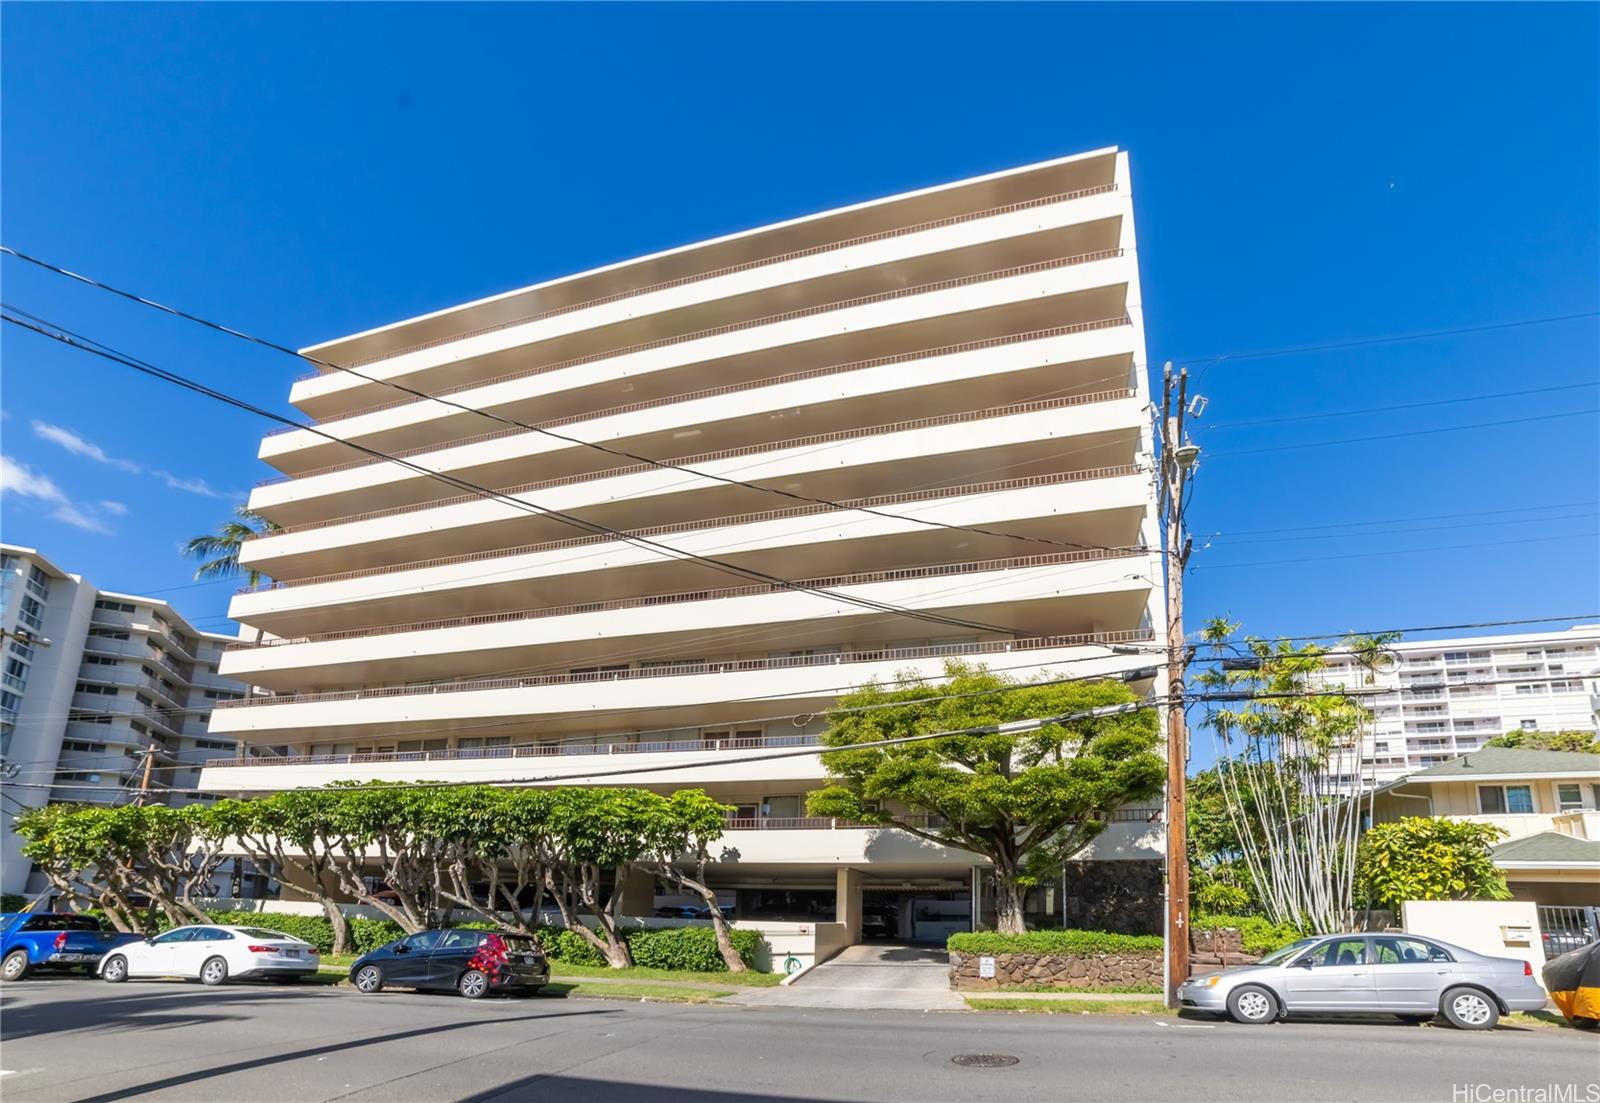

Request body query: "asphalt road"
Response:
[2, 978, 1596, 1103]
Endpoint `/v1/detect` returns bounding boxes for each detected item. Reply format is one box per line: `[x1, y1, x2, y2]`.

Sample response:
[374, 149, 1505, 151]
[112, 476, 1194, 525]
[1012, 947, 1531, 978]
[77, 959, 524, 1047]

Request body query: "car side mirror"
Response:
[144, 936, 156, 943]
[394, 945, 408, 953]
[1295, 957, 1315, 969]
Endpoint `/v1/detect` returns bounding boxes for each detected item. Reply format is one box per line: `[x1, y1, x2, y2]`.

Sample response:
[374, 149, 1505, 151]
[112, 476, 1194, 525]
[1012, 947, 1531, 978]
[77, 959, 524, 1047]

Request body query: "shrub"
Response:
[1, 894, 28, 913]
[348, 917, 408, 955]
[626, 926, 764, 971]
[1190, 913, 1304, 957]
[947, 929, 1163, 956]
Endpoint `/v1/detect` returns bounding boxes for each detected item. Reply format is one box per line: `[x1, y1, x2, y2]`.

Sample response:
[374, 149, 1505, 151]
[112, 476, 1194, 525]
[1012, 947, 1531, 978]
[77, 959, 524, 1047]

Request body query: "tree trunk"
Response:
[994, 876, 1028, 935]
[323, 898, 352, 956]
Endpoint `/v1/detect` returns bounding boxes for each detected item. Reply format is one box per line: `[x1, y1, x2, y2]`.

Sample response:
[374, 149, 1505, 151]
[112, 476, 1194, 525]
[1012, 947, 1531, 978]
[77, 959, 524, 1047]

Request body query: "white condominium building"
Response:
[201, 146, 1169, 938]
[1316, 625, 1600, 785]
[0, 545, 251, 895]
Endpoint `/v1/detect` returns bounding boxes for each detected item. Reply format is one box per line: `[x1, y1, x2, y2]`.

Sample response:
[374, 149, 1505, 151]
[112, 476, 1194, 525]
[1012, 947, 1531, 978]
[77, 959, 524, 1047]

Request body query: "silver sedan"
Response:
[1178, 932, 1548, 1029]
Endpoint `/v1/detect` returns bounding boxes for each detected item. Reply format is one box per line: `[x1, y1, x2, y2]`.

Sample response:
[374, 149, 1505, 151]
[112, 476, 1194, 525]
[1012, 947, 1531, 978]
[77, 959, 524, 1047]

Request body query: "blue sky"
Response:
[2, 3, 1596, 646]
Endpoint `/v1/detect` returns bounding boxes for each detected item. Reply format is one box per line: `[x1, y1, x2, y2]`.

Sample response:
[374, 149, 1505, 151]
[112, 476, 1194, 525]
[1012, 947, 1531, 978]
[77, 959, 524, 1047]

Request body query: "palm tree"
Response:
[183, 505, 280, 589]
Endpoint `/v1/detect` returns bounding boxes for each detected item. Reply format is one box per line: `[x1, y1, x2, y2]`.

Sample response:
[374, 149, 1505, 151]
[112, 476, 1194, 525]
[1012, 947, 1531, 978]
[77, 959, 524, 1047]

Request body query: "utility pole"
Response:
[133, 743, 159, 805]
[1159, 361, 1200, 1006]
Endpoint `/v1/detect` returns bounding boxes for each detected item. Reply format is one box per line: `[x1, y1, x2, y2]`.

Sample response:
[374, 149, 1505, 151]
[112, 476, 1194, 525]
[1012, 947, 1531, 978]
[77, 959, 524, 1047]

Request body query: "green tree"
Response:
[1485, 730, 1600, 754]
[806, 661, 1163, 934]
[1194, 621, 1396, 932]
[1355, 817, 1510, 910]
[209, 792, 356, 954]
[182, 505, 281, 588]
[636, 790, 742, 971]
[14, 803, 231, 931]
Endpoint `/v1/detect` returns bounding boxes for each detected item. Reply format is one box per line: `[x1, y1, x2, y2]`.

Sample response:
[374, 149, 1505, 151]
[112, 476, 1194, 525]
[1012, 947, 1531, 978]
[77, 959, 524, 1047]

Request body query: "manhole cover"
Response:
[951, 1053, 1020, 1069]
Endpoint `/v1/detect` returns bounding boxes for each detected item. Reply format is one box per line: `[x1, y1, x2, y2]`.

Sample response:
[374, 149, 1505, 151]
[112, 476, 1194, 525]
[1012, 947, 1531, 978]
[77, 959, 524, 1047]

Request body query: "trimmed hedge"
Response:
[531, 924, 765, 971]
[1191, 913, 1304, 957]
[148, 911, 765, 971]
[947, 929, 1164, 956]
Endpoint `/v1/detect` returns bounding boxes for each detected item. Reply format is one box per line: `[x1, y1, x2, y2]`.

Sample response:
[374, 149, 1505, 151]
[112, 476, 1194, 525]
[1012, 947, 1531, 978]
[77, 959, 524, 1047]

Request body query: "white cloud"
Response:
[31, 421, 142, 473]
[98, 500, 129, 515]
[0, 454, 66, 501]
[152, 470, 232, 500]
[0, 455, 113, 534]
[28, 419, 235, 501]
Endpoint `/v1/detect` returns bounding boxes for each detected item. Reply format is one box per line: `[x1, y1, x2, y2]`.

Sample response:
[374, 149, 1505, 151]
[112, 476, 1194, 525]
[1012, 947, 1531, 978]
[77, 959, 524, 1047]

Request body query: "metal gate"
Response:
[1539, 906, 1600, 957]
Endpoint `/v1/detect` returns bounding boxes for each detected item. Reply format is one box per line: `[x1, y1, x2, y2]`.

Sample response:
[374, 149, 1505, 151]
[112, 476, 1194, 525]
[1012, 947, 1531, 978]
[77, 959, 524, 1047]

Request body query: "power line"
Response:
[1178, 310, 1599, 369]
[1202, 614, 1600, 646]
[1191, 532, 1596, 570]
[2, 307, 1049, 641]
[1204, 501, 1597, 539]
[0, 246, 1139, 557]
[1205, 409, 1599, 459]
[1204, 510, 1598, 547]
[1201, 382, 1599, 430]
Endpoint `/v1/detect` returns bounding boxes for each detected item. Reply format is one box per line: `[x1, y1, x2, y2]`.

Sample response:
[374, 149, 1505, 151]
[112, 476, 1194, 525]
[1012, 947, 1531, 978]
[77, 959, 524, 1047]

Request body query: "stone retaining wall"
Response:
[1189, 926, 1261, 973]
[949, 949, 1163, 991]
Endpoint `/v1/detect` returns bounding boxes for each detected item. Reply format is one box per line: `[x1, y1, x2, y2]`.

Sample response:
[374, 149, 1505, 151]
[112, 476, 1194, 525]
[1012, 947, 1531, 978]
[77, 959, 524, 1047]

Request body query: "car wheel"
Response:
[2, 950, 31, 982]
[457, 969, 490, 1000]
[353, 965, 384, 994]
[199, 956, 230, 987]
[1441, 987, 1499, 1031]
[1226, 984, 1278, 1025]
[101, 955, 129, 983]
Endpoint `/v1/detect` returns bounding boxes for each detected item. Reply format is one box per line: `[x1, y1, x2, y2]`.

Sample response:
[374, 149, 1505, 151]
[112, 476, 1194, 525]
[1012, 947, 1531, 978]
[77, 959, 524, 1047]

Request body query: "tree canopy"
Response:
[805, 660, 1163, 933]
[1355, 817, 1510, 910]
[1485, 729, 1600, 754]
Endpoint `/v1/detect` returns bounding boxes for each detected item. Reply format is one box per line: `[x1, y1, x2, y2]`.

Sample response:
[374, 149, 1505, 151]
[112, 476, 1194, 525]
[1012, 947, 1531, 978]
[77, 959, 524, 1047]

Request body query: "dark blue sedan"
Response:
[350, 928, 550, 999]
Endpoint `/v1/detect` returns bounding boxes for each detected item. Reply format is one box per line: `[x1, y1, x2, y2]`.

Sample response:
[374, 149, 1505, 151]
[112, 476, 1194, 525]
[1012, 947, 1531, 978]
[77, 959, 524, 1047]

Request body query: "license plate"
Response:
[53, 954, 96, 963]
[281, 949, 300, 957]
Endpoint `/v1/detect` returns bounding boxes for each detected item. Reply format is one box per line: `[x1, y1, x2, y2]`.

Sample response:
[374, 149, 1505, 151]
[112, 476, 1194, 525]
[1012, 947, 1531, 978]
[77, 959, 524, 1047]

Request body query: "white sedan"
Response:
[99, 924, 320, 986]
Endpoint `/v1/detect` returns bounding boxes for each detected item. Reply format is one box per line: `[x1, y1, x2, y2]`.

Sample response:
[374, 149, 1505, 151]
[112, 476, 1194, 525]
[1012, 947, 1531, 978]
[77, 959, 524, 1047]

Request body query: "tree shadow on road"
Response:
[459, 1073, 857, 1103]
[54, 1006, 620, 1103]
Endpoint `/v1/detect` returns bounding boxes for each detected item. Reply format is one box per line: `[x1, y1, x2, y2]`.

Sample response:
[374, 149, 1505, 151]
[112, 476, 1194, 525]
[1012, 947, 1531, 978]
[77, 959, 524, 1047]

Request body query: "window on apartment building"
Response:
[19, 596, 44, 630]
[1520, 719, 1539, 731]
[9, 639, 36, 662]
[456, 737, 510, 749]
[76, 683, 119, 696]
[84, 655, 120, 667]
[1556, 785, 1585, 812]
[94, 599, 136, 613]
[62, 741, 107, 754]
[88, 628, 130, 641]
[1478, 785, 1534, 815]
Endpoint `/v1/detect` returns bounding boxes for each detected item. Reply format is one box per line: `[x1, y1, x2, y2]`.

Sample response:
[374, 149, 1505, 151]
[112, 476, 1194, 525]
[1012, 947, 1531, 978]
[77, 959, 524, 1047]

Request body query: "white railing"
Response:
[297, 183, 1120, 379]
[211, 628, 1156, 712]
[240, 465, 1148, 594]
[269, 247, 1127, 435]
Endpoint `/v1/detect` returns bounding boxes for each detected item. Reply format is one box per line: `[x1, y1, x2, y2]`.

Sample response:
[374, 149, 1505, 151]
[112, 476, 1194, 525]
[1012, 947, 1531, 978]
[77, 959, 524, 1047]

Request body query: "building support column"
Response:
[835, 867, 863, 944]
[617, 866, 656, 917]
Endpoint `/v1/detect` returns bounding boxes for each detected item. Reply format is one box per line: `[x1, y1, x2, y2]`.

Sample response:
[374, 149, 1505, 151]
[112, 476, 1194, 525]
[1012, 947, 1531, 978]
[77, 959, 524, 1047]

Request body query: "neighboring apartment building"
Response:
[198, 146, 1171, 938]
[0, 544, 251, 895]
[1314, 626, 1600, 786]
[1370, 747, 1600, 947]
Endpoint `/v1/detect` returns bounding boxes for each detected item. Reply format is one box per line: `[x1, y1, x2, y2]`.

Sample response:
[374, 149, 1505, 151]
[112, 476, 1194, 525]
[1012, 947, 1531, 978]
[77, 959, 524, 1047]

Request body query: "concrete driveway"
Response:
[730, 942, 965, 1010]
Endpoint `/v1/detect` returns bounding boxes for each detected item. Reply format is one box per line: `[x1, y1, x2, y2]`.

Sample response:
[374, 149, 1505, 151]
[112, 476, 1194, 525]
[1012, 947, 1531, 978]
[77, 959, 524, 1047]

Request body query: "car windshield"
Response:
[235, 928, 295, 941]
[1256, 938, 1320, 966]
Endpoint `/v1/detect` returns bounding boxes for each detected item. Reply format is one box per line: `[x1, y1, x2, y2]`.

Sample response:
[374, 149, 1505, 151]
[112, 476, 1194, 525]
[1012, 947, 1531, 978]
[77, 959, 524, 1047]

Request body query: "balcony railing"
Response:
[210, 628, 1157, 713]
[240, 464, 1148, 594]
[262, 319, 1132, 488]
[253, 388, 1137, 539]
[268, 247, 1128, 436]
[298, 183, 1120, 380]
[240, 547, 1147, 650]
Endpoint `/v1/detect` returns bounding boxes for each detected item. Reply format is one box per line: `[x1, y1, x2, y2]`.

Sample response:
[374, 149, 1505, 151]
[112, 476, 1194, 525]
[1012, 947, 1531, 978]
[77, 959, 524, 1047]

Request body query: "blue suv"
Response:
[349, 928, 550, 999]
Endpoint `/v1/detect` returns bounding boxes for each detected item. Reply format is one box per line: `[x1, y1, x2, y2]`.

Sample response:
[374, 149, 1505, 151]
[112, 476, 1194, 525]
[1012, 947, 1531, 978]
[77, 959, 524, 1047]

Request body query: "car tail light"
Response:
[53, 933, 67, 951]
[247, 945, 278, 954]
[1523, 961, 1533, 976]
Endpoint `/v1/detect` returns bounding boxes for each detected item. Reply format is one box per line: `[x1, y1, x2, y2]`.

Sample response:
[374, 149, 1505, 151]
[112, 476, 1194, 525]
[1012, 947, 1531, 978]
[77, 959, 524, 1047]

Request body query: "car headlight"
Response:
[1198, 975, 1221, 988]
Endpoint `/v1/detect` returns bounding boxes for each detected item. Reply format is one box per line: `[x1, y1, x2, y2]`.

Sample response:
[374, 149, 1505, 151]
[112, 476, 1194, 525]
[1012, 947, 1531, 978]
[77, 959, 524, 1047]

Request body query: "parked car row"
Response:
[2, 912, 550, 1000]
[1178, 932, 1550, 1030]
